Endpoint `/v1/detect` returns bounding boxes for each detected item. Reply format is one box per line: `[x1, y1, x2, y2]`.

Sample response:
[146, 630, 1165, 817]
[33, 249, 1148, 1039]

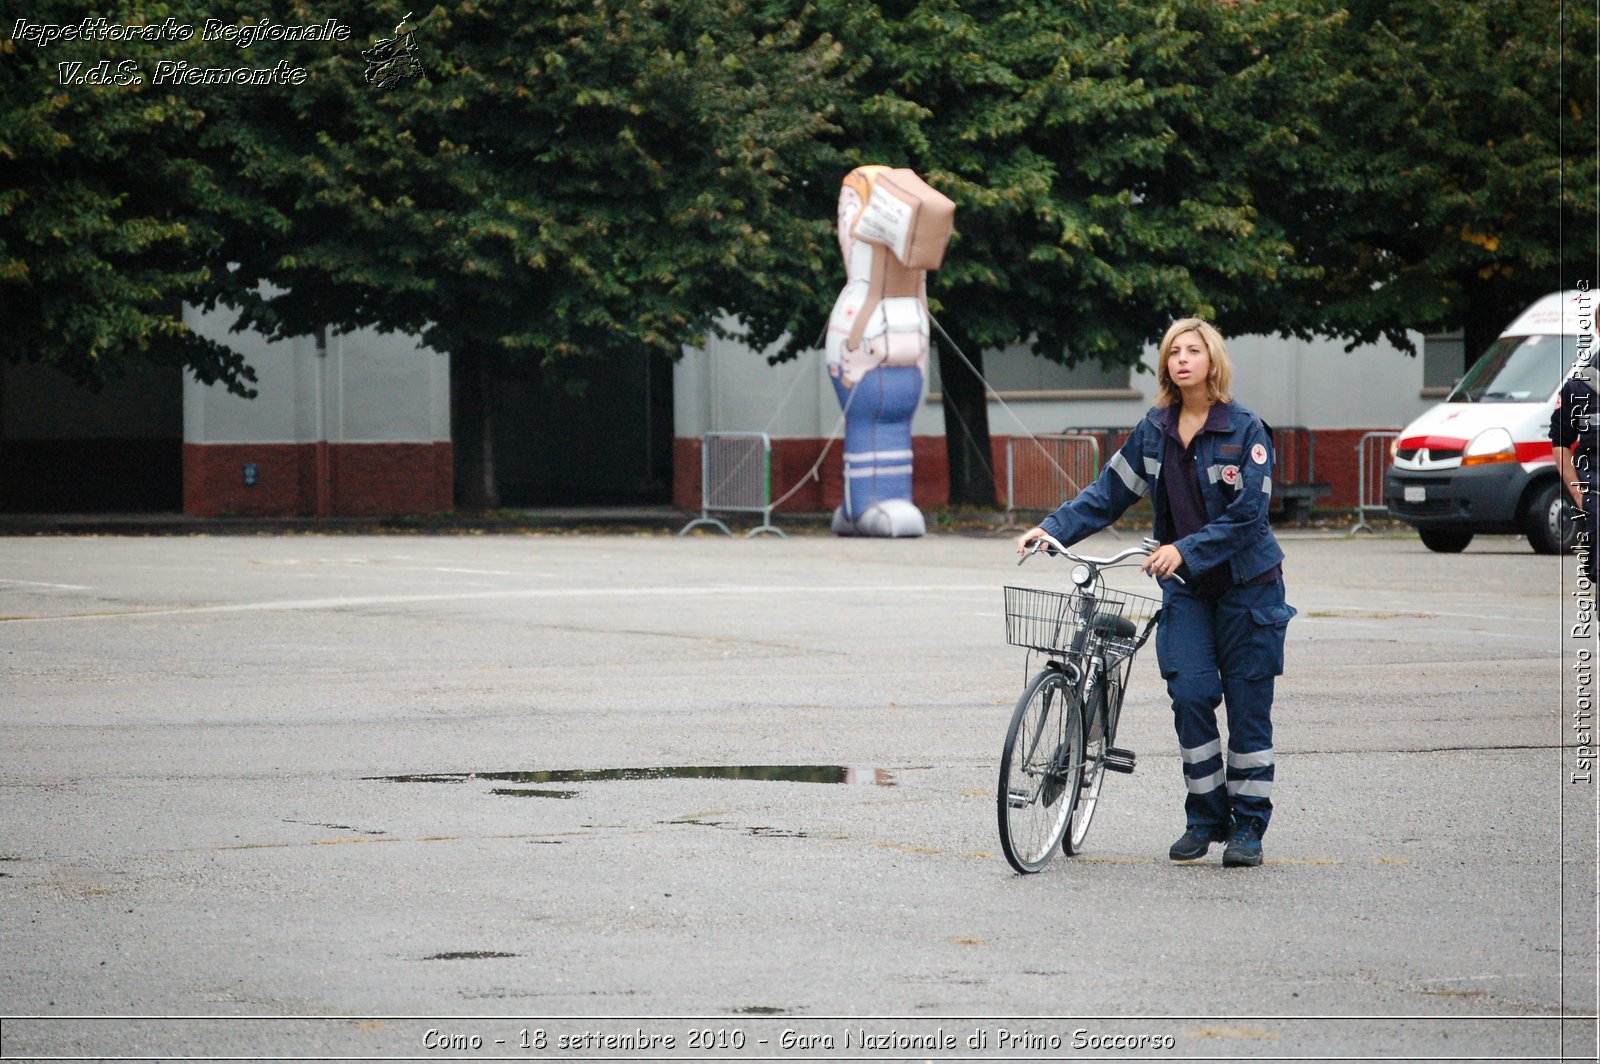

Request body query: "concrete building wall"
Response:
[181, 306, 452, 517]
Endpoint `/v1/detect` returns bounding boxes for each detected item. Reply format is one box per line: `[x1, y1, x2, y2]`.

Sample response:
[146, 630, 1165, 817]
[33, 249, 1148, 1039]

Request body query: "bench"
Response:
[1273, 482, 1331, 526]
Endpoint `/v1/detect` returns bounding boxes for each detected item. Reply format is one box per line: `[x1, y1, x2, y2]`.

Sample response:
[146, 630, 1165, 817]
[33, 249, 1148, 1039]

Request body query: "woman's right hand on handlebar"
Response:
[1015, 526, 1052, 556]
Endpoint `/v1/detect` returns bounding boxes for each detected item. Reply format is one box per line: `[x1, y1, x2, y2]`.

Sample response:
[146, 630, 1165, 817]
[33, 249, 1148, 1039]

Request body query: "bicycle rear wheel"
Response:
[1063, 678, 1110, 855]
[997, 667, 1083, 873]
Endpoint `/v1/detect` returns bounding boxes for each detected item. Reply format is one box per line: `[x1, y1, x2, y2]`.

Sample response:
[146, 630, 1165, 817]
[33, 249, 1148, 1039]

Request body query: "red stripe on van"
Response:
[1397, 434, 1469, 452]
[1517, 440, 1554, 463]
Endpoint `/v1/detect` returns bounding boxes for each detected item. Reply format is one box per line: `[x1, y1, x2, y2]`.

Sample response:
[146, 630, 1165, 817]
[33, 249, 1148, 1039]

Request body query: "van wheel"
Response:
[1418, 528, 1473, 553]
[1523, 480, 1575, 554]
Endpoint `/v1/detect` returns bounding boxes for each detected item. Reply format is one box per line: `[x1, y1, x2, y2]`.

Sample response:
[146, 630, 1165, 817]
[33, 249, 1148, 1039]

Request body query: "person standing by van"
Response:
[1552, 363, 1598, 584]
[1015, 318, 1295, 867]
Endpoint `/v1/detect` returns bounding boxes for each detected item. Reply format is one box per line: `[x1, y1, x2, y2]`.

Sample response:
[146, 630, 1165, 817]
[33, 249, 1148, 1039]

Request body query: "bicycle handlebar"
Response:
[1017, 535, 1151, 568]
[1018, 534, 1185, 584]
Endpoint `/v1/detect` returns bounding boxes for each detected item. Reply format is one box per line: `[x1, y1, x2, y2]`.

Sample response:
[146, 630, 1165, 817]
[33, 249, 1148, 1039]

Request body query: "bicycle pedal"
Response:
[1104, 747, 1137, 774]
[1006, 787, 1032, 809]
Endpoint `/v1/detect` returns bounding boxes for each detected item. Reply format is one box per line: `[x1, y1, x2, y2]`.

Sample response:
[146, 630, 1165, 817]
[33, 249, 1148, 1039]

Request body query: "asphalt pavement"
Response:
[0, 526, 1594, 1061]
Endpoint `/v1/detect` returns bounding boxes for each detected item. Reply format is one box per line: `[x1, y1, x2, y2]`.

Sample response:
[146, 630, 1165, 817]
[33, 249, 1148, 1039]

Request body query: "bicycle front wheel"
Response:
[997, 667, 1083, 873]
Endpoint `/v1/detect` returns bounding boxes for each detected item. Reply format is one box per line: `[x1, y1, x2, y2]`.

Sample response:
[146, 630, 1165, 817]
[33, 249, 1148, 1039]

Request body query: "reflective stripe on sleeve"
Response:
[1109, 451, 1149, 497]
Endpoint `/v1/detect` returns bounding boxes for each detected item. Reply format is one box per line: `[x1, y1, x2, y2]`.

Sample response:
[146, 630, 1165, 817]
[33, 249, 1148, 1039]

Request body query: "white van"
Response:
[1386, 290, 1583, 553]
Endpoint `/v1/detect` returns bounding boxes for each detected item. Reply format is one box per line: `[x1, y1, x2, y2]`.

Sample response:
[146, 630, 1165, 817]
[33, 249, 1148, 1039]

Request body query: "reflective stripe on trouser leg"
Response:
[1156, 585, 1229, 831]
[1225, 731, 1275, 825]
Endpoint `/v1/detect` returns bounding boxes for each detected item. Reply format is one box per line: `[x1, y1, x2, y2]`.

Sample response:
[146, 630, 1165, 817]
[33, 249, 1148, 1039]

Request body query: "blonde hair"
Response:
[1156, 317, 1233, 407]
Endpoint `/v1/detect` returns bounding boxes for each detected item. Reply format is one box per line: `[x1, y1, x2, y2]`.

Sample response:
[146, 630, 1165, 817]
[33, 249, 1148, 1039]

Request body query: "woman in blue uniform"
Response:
[1016, 318, 1295, 866]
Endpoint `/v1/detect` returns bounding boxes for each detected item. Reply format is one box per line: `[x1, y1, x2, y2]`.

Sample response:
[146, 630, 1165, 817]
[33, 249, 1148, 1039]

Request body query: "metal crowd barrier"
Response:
[678, 431, 784, 538]
[1352, 430, 1401, 534]
[1003, 433, 1101, 529]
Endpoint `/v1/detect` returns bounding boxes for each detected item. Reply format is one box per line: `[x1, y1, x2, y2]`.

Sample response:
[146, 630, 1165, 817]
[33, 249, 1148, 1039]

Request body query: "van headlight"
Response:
[1460, 427, 1518, 466]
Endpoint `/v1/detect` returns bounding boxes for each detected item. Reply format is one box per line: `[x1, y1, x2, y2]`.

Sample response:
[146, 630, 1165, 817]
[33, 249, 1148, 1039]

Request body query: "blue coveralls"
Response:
[1551, 369, 1598, 584]
[1039, 401, 1295, 835]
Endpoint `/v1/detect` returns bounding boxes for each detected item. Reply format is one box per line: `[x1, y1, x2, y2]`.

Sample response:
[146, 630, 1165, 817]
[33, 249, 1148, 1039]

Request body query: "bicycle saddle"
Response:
[1090, 612, 1137, 639]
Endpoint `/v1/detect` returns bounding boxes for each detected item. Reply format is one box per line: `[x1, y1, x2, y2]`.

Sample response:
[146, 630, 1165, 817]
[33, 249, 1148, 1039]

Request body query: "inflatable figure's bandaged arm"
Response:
[844, 169, 955, 356]
[852, 168, 955, 271]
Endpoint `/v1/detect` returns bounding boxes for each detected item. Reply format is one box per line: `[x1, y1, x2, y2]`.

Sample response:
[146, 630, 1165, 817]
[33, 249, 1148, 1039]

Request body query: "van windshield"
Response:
[1447, 334, 1577, 402]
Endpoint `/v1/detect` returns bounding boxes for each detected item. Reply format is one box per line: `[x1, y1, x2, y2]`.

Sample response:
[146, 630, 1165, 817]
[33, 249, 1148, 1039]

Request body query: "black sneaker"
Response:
[1169, 825, 1227, 861]
[1223, 821, 1264, 867]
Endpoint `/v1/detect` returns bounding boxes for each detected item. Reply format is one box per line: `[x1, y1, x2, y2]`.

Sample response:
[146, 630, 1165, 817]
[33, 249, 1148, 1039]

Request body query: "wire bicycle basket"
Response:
[1003, 584, 1162, 663]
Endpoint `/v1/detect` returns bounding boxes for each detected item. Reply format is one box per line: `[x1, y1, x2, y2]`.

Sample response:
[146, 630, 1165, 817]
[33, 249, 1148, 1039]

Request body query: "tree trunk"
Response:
[1460, 276, 1507, 377]
[934, 327, 998, 508]
[450, 345, 499, 510]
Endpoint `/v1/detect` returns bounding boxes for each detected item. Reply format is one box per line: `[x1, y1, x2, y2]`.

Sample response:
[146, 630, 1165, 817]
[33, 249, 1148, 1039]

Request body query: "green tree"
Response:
[753, 0, 1335, 505]
[0, 2, 258, 393]
[199, 0, 853, 507]
[753, 0, 1594, 504]
[7, 0, 1590, 516]
[1273, 0, 1598, 367]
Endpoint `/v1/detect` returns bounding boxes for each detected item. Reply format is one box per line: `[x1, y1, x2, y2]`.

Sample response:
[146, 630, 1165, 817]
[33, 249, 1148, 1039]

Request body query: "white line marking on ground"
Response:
[0, 583, 1003, 624]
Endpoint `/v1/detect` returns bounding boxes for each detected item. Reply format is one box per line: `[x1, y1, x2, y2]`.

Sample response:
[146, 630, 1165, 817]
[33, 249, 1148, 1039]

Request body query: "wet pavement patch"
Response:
[666, 816, 811, 839]
[490, 788, 577, 799]
[370, 765, 899, 789]
[284, 819, 386, 835]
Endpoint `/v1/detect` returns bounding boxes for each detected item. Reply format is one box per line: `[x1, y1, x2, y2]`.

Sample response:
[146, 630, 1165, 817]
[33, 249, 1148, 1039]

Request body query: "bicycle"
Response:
[996, 535, 1166, 874]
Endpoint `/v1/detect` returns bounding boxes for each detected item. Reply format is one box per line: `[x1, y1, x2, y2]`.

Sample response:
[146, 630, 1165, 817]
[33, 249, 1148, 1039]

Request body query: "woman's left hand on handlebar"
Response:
[1141, 543, 1184, 579]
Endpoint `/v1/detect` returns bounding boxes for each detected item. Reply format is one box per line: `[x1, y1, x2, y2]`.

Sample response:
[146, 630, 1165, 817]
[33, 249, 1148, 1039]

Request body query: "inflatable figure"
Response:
[825, 165, 955, 537]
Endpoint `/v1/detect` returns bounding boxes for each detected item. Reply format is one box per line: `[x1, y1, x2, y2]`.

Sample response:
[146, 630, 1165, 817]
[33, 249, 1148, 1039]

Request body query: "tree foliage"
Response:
[1, 0, 1593, 507]
[769, 0, 1350, 502]
[1272, 0, 1599, 362]
[758, 0, 1596, 502]
[0, 1, 258, 392]
[195, 0, 854, 503]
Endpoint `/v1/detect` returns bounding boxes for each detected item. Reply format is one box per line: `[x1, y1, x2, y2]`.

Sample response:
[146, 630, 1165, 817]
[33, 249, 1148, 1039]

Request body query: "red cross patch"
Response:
[1251, 443, 1268, 465]
[1221, 465, 1241, 486]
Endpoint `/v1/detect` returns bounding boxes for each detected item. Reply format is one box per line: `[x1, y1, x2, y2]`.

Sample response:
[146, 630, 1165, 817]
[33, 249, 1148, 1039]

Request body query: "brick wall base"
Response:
[183, 442, 453, 517]
[673, 435, 1005, 514]
[673, 430, 1393, 515]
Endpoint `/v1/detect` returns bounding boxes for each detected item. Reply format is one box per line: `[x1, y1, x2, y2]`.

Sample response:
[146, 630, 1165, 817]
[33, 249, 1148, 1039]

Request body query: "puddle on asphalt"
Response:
[371, 765, 900, 791]
[490, 787, 578, 799]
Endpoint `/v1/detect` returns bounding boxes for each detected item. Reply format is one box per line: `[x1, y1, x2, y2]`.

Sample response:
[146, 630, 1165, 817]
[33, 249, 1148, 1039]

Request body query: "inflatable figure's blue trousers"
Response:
[831, 365, 925, 536]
